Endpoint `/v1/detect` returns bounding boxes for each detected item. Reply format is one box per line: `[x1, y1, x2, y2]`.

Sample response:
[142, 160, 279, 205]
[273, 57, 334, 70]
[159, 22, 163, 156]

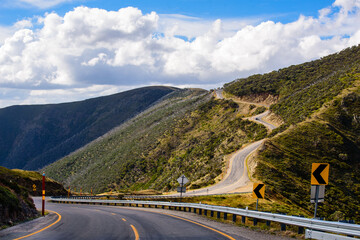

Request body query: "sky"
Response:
[0, 0, 359, 108]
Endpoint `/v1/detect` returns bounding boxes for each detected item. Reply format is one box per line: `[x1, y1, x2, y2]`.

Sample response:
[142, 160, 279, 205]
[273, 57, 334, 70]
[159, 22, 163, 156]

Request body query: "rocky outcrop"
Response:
[0, 186, 38, 227]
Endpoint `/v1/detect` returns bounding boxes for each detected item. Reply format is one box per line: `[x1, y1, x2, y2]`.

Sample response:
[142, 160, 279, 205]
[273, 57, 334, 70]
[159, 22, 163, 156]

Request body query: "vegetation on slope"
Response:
[222, 44, 360, 221]
[45, 89, 267, 193]
[44, 89, 209, 192]
[0, 86, 176, 170]
[255, 89, 360, 221]
[224, 45, 360, 124]
[0, 166, 66, 227]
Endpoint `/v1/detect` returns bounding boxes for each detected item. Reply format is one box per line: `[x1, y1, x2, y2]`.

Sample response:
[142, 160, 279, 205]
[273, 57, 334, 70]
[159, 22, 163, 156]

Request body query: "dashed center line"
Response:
[122, 218, 127, 222]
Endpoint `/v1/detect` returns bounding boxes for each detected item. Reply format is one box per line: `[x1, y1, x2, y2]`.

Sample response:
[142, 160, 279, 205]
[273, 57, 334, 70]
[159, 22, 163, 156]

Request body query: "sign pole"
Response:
[42, 172, 45, 216]
[256, 199, 259, 211]
[314, 185, 319, 218]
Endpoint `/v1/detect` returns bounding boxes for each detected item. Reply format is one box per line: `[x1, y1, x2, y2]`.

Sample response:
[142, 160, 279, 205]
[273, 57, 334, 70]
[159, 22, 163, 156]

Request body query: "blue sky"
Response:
[1, 0, 334, 25]
[0, 0, 359, 107]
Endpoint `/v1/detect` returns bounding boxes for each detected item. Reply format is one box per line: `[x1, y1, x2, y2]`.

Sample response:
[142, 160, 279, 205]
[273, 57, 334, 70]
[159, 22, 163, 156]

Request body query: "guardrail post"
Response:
[204, 209, 207, 216]
[211, 211, 214, 217]
[142, 204, 145, 207]
[199, 209, 202, 215]
[193, 208, 196, 213]
[253, 218, 258, 226]
[217, 212, 220, 219]
[241, 216, 246, 224]
[266, 220, 271, 227]
[162, 205, 165, 209]
[232, 214, 237, 223]
[281, 223, 286, 231]
[155, 205, 157, 208]
[298, 226, 304, 234]
[224, 213, 227, 220]
[136, 204, 138, 207]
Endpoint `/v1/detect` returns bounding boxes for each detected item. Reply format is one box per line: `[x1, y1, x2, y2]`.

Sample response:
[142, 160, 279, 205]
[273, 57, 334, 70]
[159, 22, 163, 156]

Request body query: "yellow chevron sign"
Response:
[252, 183, 265, 199]
[311, 163, 330, 185]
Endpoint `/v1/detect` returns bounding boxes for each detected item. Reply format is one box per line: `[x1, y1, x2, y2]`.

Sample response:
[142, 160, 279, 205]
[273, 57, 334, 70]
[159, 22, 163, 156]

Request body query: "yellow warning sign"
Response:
[252, 183, 265, 199]
[311, 163, 330, 185]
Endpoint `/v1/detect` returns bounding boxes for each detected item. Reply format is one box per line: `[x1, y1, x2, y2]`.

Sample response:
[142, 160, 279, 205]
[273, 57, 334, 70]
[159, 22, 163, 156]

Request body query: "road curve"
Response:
[185, 140, 263, 196]
[1, 198, 240, 240]
[215, 89, 224, 99]
[180, 91, 276, 196]
[249, 110, 276, 130]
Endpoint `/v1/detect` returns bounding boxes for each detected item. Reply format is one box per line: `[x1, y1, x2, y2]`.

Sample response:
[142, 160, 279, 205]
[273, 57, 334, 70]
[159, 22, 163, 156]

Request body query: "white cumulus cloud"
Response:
[0, 0, 360, 107]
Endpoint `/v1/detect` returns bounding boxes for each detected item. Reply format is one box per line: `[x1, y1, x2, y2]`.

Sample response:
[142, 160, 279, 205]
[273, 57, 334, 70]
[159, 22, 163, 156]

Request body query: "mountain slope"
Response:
[44, 89, 268, 193]
[255, 88, 360, 221]
[224, 44, 360, 221]
[224, 45, 360, 124]
[0, 86, 176, 170]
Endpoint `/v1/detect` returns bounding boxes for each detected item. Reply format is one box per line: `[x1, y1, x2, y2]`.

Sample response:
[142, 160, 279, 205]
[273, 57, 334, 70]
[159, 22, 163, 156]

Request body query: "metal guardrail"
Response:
[51, 197, 360, 239]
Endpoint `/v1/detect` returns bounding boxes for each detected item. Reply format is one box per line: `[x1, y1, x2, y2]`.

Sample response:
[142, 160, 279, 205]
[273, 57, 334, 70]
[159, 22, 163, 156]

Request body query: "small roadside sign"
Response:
[311, 185, 325, 203]
[177, 174, 189, 201]
[177, 187, 186, 193]
[311, 163, 330, 185]
[177, 175, 189, 186]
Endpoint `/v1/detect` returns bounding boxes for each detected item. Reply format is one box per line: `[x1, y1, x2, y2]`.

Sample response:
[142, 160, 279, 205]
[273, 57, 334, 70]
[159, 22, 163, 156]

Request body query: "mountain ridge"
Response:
[0, 86, 177, 170]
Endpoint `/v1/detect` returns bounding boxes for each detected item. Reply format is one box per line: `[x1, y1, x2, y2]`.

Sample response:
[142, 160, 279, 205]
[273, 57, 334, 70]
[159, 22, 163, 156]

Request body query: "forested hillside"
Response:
[224, 44, 360, 221]
[44, 89, 267, 193]
[0, 86, 176, 170]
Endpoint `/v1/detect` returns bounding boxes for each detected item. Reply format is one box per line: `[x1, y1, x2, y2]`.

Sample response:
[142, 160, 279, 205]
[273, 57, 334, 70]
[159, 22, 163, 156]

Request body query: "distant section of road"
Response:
[215, 89, 224, 99]
[185, 140, 263, 196]
[248, 110, 276, 130]
[180, 89, 276, 196]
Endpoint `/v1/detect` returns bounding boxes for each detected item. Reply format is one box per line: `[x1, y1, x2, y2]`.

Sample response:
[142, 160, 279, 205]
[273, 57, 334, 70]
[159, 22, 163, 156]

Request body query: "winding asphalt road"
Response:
[185, 140, 263, 195]
[249, 111, 276, 131]
[182, 89, 276, 196]
[0, 198, 292, 240]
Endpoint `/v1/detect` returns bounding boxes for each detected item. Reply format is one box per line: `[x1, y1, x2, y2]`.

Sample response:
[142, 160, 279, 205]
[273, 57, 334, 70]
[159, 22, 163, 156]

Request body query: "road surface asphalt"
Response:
[0, 197, 293, 240]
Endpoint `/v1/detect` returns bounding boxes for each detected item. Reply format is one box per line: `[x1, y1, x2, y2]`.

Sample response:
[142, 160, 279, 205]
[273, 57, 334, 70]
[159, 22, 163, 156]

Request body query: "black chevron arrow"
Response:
[313, 164, 327, 184]
[254, 184, 264, 198]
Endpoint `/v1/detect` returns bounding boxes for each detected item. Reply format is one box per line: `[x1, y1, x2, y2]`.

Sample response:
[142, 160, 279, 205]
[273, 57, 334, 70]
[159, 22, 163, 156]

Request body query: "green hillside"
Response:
[255, 89, 360, 221]
[0, 166, 66, 227]
[0, 86, 176, 170]
[224, 45, 360, 221]
[44, 89, 267, 193]
[224, 45, 360, 124]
